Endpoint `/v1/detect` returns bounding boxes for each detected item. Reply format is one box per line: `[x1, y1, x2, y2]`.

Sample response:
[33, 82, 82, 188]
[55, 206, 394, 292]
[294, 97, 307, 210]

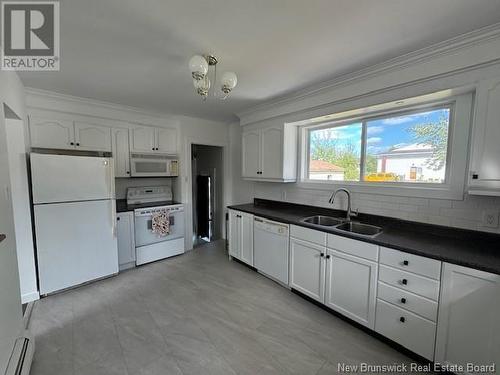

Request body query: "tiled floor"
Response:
[29, 240, 423, 375]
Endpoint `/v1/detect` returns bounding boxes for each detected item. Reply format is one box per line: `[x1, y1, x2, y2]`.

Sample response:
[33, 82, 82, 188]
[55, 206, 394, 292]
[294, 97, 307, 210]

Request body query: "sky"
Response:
[310, 108, 450, 156]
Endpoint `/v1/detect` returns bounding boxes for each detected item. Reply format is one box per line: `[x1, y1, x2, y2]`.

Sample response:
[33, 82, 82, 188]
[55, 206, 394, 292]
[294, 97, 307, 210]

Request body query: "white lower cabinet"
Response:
[228, 209, 253, 266]
[376, 299, 437, 360]
[116, 211, 135, 270]
[325, 248, 377, 328]
[289, 237, 326, 303]
[376, 247, 441, 361]
[435, 263, 500, 371]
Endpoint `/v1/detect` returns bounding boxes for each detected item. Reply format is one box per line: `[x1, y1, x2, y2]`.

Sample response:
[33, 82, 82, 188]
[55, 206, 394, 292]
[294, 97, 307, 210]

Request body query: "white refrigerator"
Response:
[31, 153, 118, 295]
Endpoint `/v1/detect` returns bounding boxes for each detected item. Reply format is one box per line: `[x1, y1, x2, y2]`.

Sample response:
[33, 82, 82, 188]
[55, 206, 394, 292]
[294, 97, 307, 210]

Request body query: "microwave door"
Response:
[131, 157, 168, 177]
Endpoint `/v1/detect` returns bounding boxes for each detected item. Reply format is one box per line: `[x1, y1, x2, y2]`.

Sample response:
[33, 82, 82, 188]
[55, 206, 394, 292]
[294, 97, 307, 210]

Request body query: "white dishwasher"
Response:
[253, 217, 290, 285]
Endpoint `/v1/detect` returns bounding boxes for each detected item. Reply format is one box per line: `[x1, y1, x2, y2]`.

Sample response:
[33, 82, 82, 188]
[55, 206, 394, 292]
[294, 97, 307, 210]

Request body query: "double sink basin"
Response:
[302, 215, 382, 237]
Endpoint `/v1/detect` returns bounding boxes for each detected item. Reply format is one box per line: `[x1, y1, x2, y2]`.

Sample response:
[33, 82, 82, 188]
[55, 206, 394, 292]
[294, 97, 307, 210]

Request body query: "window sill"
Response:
[296, 180, 464, 200]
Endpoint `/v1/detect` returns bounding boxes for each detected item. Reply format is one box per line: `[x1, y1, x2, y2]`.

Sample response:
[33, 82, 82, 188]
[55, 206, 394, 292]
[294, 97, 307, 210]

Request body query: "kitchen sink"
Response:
[335, 222, 382, 237]
[302, 215, 344, 227]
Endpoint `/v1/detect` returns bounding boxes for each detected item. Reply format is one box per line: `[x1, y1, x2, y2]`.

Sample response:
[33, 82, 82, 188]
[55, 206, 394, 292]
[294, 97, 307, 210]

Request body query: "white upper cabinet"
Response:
[242, 123, 297, 182]
[29, 115, 112, 152]
[29, 115, 75, 150]
[130, 126, 177, 154]
[242, 130, 261, 178]
[469, 76, 500, 195]
[74, 122, 111, 152]
[111, 128, 131, 177]
[435, 263, 500, 369]
[261, 126, 283, 179]
[156, 128, 177, 154]
[130, 126, 156, 153]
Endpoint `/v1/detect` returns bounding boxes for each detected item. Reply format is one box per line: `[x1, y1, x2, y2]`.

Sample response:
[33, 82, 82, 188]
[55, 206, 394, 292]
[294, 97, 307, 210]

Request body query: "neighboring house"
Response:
[309, 160, 345, 180]
[375, 143, 444, 182]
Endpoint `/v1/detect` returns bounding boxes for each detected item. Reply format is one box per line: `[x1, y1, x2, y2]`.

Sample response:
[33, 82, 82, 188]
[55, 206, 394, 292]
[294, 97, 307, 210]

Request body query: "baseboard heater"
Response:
[5, 332, 34, 375]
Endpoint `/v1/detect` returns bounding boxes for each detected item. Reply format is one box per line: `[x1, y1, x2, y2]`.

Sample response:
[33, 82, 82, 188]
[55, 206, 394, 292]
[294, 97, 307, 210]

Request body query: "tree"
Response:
[408, 116, 448, 171]
[310, 134, 360, 180]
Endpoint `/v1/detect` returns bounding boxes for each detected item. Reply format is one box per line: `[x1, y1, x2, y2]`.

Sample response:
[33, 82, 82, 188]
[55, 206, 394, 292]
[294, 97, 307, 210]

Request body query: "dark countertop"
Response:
[116, 199, 182, 213]
[228, 199, 500, 275]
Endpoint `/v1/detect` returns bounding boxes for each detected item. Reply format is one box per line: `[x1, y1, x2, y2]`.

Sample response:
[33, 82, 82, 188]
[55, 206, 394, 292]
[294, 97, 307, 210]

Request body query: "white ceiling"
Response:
[19, 0, 500, 122]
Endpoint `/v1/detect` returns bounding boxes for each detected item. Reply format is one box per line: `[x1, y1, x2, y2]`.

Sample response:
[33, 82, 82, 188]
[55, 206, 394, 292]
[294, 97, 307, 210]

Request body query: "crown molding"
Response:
[236, 22, 500, 125]
[25, 87, 178, 120]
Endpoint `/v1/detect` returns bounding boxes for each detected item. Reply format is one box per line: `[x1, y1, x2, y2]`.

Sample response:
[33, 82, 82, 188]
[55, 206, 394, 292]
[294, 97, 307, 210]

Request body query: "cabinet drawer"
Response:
[375, 299, 436, 361]
[380, 247, 441, 280]
[291, 225, 326, 246]
[377, 282, 438, 322]
[379, 265, 440, 301]
[327, 233, 378, 261]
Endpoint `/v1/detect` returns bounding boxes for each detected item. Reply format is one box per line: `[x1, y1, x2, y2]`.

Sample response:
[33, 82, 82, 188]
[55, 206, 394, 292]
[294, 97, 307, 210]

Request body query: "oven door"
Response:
[130, 154, 173, 177]
[134, 209, 185, 247]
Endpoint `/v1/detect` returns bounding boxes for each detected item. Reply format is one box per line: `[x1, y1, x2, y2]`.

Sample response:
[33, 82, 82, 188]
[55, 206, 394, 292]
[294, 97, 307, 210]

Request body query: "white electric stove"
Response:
[127, 186, 185, 265]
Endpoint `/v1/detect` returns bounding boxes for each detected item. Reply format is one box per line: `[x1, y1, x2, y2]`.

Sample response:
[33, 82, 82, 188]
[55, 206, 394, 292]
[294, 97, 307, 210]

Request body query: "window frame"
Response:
[298, 93, 473, 200]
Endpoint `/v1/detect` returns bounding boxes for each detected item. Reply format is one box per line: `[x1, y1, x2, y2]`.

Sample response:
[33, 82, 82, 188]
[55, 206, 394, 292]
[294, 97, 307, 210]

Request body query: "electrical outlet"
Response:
[482, 210, 499, 228]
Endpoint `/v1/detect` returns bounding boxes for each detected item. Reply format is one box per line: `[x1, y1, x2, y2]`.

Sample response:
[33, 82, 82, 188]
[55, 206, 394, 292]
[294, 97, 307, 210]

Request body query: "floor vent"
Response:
[5, 333, 34, 375]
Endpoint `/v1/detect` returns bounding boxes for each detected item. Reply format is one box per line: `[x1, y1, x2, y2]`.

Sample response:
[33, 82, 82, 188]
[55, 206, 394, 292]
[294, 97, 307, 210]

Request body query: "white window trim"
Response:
[295, 92, 473, 200]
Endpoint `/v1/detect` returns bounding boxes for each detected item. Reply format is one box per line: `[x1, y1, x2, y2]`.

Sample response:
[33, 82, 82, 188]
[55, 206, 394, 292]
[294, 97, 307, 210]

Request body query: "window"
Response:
[307, 106, 452, 184]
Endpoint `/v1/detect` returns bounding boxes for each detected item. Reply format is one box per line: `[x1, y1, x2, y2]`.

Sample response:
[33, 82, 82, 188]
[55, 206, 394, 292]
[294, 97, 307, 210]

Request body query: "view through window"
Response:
[308, 107, 451, 183]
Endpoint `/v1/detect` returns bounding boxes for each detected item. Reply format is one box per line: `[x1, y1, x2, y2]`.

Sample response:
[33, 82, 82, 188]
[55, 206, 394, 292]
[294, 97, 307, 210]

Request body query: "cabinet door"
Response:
[74, 122, 112, 152]
[156, 128, 177, 154]
[240, 213, 254, 266]
[112, 128, 131, 177]
[289, 237, 325, 303]
[117, 212, 135, 269]
[130, 126, 156, 152]
[228, 210, 240, 259]
[29, 115, 75, 150]
[242, 130, 261, 178]
[435, 263, 500, 368]
[261, 126, 283, 179]
[470, 77, 500, 188]
[325, 249, 377, 328]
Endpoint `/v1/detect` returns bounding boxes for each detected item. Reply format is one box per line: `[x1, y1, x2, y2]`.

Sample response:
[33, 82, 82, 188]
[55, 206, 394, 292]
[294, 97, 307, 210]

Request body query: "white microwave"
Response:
[130, 153, 179, 177]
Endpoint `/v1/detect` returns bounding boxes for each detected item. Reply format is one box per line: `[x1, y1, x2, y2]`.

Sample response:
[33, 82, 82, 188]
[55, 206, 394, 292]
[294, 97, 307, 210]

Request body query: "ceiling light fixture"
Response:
[189, 54, 237, 100]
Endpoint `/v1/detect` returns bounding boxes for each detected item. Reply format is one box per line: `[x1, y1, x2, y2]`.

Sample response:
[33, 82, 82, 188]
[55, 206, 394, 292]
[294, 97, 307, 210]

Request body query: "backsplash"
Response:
[115, 178, 173, 199]
[250, 183, 500, 234]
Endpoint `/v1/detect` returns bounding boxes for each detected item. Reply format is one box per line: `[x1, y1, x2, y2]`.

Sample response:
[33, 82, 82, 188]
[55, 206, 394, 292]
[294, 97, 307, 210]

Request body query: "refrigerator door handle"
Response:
[111, 200, 117, 238]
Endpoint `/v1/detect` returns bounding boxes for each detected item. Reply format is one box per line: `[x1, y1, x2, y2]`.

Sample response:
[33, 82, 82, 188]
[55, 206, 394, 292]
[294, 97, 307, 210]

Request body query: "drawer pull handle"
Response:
[403, 260, 409, 266]
[326, 254, 330, 259]
[400, 298, 406, 304]
[320, 253, 324, 257]
[399, 317, 406, 323]
[401, 279, 408, 285]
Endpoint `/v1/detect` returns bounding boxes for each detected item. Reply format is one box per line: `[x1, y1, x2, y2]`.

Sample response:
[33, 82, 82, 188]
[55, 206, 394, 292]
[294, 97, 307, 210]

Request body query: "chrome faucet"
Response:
[329, 188, 358, 222]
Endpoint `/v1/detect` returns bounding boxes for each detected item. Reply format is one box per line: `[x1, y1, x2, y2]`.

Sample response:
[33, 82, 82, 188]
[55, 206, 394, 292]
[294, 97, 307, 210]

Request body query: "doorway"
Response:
[191, 144, 224, 247]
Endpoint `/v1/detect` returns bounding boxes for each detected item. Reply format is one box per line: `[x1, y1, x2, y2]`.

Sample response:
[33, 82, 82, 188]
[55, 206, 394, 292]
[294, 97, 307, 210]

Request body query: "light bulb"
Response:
[189, 55, 208, 80]
[221, 71, 237, 90]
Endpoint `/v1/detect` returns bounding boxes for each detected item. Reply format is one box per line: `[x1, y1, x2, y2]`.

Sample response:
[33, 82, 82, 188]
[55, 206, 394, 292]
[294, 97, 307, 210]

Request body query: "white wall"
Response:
[5, 119, 38, 303]
[0, 68, 26, 372]
[230, 28, 500, 234]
